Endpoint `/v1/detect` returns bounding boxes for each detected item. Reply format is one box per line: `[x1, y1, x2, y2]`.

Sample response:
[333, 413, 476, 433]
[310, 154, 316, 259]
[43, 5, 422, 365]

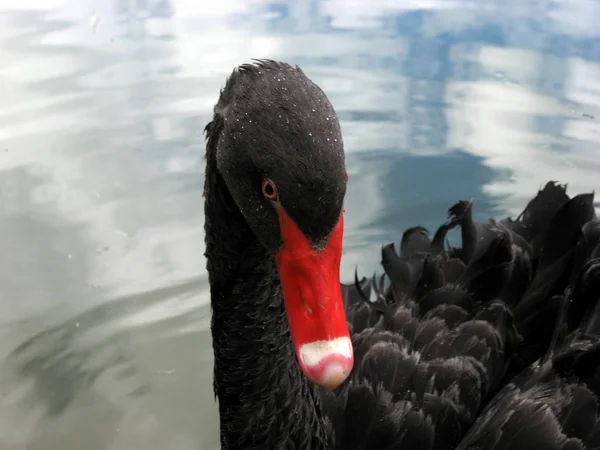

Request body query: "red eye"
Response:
[262, 179, 278, 201]
[344, 172, 349, 183]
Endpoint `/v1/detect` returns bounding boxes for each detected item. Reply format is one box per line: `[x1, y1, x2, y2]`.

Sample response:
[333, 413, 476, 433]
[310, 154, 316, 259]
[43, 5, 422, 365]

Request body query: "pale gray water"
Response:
[0, 0, 599, 448]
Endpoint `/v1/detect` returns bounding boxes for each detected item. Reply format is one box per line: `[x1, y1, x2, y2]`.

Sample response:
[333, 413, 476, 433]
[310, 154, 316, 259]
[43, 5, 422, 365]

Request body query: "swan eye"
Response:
[344, 172, 348, 183]
[262, 179, 279, 201]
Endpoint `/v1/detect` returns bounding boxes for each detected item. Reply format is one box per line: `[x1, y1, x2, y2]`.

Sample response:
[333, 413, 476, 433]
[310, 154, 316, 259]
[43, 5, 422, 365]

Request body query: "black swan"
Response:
[204, 59, 600, 450]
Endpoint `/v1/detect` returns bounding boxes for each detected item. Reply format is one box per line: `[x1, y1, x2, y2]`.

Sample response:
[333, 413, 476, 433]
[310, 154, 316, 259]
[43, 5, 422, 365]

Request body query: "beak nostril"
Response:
[303, 300, 313, 315]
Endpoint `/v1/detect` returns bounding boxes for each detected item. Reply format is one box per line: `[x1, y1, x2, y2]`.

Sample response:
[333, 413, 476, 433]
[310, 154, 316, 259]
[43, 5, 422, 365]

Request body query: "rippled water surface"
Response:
[0, 0, 599, 448]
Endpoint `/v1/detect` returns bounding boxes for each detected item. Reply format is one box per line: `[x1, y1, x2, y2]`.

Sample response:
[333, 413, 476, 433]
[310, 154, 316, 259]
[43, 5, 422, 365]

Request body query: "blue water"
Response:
[0, 1, 599, 448]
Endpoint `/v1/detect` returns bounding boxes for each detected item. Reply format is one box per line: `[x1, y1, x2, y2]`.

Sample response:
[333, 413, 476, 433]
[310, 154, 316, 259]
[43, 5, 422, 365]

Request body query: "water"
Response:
[0, 0, 599, 448]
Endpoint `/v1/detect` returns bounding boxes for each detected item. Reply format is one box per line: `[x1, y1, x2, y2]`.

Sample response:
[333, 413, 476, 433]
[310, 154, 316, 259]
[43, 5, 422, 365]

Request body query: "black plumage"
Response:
[204, 59, 600, 450]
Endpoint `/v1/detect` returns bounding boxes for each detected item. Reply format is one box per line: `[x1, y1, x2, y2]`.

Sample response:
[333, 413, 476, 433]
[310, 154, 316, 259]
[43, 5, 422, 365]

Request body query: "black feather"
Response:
[206, 60, 600, 450]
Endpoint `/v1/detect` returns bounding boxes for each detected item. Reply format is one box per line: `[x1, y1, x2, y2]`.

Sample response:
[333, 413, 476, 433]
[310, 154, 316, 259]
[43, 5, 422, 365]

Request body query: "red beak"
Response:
[274, 206, 353, 390]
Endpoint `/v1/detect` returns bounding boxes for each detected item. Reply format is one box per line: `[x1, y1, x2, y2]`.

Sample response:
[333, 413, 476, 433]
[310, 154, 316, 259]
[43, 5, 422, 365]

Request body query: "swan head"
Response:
[208, 60, 353, 390]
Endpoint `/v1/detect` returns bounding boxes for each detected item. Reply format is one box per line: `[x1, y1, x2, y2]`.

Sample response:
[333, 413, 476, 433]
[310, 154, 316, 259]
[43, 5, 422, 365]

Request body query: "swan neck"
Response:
[204, 157, 330, 449]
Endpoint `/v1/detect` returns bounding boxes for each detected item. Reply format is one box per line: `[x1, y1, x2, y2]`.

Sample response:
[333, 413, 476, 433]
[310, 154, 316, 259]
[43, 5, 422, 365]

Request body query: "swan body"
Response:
[204, 59, 600, 450]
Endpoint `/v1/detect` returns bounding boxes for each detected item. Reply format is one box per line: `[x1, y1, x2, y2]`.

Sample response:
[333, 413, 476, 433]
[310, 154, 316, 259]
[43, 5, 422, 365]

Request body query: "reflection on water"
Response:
[0, 0, 599, 448]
